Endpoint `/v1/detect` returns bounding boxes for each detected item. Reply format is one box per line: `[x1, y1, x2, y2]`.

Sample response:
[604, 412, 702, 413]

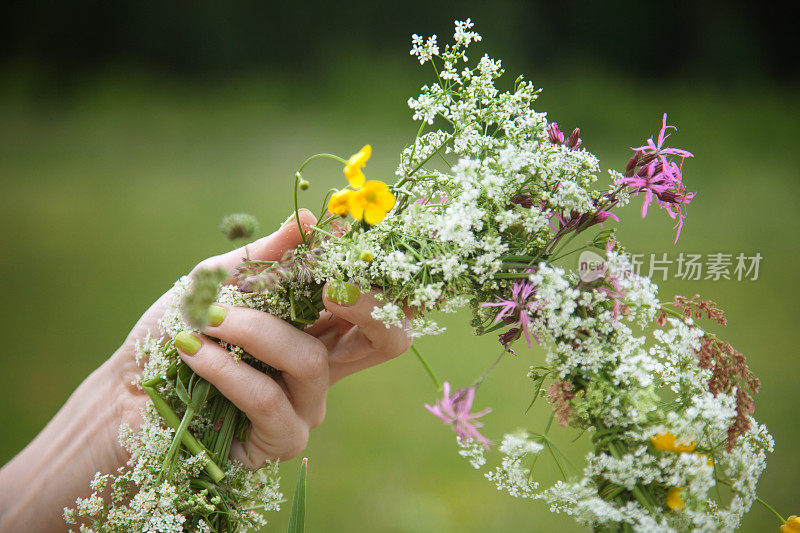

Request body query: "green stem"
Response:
[293, 172, 307, 246]
[757, 497, 787, 524]
[395, 135, 454, 188]
[411, 344, 441, 390]
[309, 225, 337, 239]
[292, 152, 348, 246]
[716, 478, 785, 523]
[143, 385, 225, 482]
[297, 153, 348, 171]
[161, 405, 197, 480]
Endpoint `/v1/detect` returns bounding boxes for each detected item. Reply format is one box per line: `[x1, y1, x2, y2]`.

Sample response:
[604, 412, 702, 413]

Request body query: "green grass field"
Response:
[1, 61, 798, 531]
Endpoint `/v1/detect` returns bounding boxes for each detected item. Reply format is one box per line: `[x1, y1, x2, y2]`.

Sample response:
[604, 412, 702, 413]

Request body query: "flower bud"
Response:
[566, 128, 582, 150]
[299, 178, 310, 190]
[547, 123, 564, 145]
[219, 213, 259, 240]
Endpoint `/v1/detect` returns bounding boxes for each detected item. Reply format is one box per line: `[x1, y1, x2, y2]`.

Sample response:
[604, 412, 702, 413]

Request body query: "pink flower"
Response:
[617, 114, 696, 243]
[425, 382, 492, 449]
[481, 276, 540, 348]
[631, 113, 694, 172]
[414, 193, 449, 207]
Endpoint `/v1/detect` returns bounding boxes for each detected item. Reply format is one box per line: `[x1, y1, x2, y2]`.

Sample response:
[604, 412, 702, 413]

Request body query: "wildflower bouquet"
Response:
[69, 20, 782, 532]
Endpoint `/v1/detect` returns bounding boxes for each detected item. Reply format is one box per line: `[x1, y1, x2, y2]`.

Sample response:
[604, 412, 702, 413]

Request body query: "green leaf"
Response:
[287, 457, 308, 533]
[174, 372, 192, 406]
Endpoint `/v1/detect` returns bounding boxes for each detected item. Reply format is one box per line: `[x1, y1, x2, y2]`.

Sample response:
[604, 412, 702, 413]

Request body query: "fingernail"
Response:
[175, 331, 202, 355]
[325, 280, 360, 306]
[208, 304, 227, 327]
[280, 209, 310, 229]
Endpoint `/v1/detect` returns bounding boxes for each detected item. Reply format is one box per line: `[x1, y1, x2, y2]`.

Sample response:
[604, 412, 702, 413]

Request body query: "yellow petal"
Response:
[781, 516, 800, 533]
[343, 145, 371, 188]
[349, 198, 366, 220]
[363, 204, 387, 225]
[344, 167, 365, 188]
[376, 189, 396, 211]
[352, 144, 371, 165]
[666, 487, 685, 511]
[327, 189, 353, 216]
[650, 432, 695, 453]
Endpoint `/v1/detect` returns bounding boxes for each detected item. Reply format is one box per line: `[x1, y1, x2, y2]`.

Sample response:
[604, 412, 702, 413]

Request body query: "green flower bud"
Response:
[219, 213, 259, 240]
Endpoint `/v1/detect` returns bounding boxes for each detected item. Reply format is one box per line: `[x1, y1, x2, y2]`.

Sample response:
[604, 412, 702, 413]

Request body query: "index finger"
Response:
[322, 288, 412, 356]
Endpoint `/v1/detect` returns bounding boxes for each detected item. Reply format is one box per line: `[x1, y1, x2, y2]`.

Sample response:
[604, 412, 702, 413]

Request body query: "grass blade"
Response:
[287, 457, 308, 533]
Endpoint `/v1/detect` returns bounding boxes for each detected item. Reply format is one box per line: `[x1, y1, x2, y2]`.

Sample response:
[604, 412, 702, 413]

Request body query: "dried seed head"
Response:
[181, 268, 228, 329]
[220, 213, 259, 241]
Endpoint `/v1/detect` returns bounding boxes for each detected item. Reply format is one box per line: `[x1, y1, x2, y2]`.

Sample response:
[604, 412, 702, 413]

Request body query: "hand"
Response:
[0, 208, 411, 531]
[175, 209, 412, 466]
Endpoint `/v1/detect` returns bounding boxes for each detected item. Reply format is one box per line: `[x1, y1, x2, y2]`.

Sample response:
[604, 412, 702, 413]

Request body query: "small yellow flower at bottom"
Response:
[328, 189, 354, 216]
[344, 144, 371, 188]
[650, 432, 696, 453]
[349, 180, 396, 225]
[666, 487, 685, 511]
[781, 516, 800, 533]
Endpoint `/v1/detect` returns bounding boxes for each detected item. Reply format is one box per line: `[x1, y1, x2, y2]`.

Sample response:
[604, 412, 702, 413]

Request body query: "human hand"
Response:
[137, 209, 412, 467]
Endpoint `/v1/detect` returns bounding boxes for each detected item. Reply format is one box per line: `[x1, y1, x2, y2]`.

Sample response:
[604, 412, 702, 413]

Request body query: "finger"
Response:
[329, 350, 405, 383]
[304, 310, 354, 340]
[202, 305, 329, 426]
[173, 331, 297, 435]
[192, 209, 317, 275]
[321, 284, 412, 363]
[229, 420, 310, 465]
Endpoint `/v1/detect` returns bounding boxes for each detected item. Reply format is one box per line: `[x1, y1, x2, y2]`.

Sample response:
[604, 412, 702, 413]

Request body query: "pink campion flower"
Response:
[631, 113, 694, 176]
[481, 275, 540, 348]
[617, 114, 696, 243]
[619, 161, 672, 218]
[425, 382, 492, 449]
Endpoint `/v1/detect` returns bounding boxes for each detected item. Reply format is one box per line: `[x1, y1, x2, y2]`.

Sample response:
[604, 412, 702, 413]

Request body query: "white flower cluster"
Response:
[473, 259, 772, 531]
[484, 431, 544, 499]
[385, 22, 773, 532]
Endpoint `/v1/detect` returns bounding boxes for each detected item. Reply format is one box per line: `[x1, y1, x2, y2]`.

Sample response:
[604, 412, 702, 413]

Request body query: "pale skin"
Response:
[0, 209, 411, 531]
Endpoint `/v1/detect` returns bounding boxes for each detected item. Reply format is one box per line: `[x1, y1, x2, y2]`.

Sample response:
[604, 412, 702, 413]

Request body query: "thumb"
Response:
[192, 209, 317, 274]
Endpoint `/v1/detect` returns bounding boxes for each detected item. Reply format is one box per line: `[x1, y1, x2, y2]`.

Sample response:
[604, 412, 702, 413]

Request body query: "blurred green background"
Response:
[1, 2, 798, 531]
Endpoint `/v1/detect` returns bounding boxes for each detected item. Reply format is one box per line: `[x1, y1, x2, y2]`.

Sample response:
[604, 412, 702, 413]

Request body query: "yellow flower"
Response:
[349, 180, 396, 225]
[782, 516, 800, 533]
[344, 144, 372, 188]
[650, 432, 695, 453]
[327, 189, 354, 216]
[666, 487, 685, 511]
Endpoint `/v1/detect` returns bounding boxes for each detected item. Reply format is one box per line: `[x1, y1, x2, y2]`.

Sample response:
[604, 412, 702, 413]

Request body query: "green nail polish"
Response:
[208, 304, 227, 327]
[325, 280, 360, 306]
[175, 331, 202, 355]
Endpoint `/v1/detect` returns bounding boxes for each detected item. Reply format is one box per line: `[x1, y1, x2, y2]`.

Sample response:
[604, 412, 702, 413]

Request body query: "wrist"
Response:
[0, 351, 144, 531]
